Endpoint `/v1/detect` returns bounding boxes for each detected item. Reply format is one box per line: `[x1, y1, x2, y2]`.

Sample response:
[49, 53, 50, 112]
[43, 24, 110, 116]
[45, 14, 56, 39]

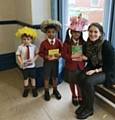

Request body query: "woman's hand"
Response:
[86, 67, 102, 75]
[86, 70, 95, 75]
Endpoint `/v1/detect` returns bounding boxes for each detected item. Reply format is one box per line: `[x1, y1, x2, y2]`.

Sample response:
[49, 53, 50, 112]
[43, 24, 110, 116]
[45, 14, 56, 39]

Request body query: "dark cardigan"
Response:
[102, 40, 115, 88]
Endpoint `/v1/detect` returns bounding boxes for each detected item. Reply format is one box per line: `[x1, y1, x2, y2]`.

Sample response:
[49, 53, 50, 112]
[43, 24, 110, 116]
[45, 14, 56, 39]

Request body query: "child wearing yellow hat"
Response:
[16, 26, 39, 97]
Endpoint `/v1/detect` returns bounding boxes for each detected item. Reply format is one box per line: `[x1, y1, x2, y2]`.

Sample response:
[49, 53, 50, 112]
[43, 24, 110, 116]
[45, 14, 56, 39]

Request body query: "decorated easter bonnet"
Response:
[40, 19, 62, 33]
[15, 26, 38, 40]
[68, 13, 88, 32]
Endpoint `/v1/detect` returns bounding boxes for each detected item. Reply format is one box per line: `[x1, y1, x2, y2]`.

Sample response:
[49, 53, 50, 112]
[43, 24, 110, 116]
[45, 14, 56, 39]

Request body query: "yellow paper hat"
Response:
[15, 26, 38, 40]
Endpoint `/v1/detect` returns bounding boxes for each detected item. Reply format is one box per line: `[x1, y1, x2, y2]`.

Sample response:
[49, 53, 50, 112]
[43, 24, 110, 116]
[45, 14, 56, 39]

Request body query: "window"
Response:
[69, 0, 76, 4]
[91, 0, 100, 7]
[67, 0, 105, 40]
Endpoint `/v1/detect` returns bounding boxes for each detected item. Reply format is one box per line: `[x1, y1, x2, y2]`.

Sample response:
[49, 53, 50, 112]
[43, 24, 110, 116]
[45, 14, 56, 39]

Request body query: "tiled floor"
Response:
[0, 68, 115, 120]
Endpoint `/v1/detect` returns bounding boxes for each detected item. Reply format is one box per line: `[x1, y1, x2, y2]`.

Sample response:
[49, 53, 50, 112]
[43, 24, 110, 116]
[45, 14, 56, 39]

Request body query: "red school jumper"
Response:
[39, 38, 63, 62]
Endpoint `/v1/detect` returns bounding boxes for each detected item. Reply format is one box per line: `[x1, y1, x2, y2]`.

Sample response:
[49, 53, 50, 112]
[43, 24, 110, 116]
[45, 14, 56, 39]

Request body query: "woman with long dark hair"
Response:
[75, 22, 115, 119]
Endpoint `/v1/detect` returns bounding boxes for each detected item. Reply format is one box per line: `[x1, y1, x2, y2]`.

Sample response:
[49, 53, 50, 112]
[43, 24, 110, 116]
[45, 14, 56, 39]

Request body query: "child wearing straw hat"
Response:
[16, 26, 39, 97]
[39, 19, 63, 101]
[61, 14, 88, 105]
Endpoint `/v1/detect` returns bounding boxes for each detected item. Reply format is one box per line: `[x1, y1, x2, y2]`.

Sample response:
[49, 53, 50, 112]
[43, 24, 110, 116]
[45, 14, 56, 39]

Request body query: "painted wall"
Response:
[0, 0, 51, 68]
[0, 0, 16, 54]
[31, 0, 51, 24]
[15, 0, 32, 24]
[0, 0, 16, 21]
[31, 0, 51, 67]
[0, 25, 16, 54]
[14, 0, 51, 68]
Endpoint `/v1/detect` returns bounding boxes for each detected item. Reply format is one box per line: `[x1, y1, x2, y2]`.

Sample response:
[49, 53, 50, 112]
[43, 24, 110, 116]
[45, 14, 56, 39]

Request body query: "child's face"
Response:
[46, 28, 56, 39]
[22, 36, 32, 45]
[71, 30, 81, 40]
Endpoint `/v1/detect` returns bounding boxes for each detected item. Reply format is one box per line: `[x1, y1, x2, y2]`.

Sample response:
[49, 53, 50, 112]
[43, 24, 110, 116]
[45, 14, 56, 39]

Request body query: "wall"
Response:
[0, 0, 51, 70]
[31, 0, 51, 24]
[15, 0, 32, 24]
[31, 0, 51, 67]
[0, 0, 16, 54]
[0, 0, 16, 21]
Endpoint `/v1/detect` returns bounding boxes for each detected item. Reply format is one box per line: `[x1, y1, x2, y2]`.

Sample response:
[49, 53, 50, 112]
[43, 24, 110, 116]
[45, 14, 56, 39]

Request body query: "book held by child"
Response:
[48, 49, 59, 60]
[72, 45, 82, 54]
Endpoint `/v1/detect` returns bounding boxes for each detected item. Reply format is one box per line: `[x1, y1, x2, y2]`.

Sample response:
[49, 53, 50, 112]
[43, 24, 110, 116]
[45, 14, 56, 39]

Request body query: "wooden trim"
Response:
[95, 86, 115, 104]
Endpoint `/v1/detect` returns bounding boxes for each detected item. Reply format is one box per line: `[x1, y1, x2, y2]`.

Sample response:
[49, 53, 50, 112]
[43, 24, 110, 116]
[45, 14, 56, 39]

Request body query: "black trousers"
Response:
[77, 65, 106, 110]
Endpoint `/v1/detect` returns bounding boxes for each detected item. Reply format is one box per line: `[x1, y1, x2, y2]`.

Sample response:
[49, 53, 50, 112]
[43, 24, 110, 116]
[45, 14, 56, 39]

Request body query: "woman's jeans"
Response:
[77, 66, 106, 110]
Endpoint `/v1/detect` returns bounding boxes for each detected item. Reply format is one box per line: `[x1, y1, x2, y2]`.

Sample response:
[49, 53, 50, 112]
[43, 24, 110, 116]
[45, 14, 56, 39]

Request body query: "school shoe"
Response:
[53, 90, 61, 100]
[72, 96, 78, 106]
[23, 89, 29, 97]
[32, 89, 38, 97]
[75, 105, 85, 115]
[44, 91, 50, 101]
[77, 108, 94, 119]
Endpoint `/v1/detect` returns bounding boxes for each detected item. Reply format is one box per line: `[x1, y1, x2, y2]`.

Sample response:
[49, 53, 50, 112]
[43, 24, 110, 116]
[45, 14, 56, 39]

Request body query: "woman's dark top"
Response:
[101, 40, 115, 88]
[87, 40, 115, 88]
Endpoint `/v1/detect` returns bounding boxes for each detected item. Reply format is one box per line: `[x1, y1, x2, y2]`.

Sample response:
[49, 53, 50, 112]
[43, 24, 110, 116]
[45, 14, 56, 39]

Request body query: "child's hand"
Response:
[23, 62, 28, 67]
[76, 57, 83, 61]
[54, 54, 61, 59]
[28, 59, 34, 64]
[72, 52, 82, 58]
[45, 55, 53, 60]
[19, 62, 24, 68]
[23, 60, 33, 66]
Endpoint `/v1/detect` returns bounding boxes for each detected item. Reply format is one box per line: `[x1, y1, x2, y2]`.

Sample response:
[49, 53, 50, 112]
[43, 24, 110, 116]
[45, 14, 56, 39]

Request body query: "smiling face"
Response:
[88, 26, 101, 42]
[71, 30, 81, 40]
[88, 23, 104, 42]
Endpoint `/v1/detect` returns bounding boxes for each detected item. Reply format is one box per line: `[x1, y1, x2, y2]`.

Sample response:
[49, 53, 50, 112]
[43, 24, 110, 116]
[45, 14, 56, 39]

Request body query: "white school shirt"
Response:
[72, 38, 79, 45]
[16, 43, 38, 69]
[48, 38, 56, 45]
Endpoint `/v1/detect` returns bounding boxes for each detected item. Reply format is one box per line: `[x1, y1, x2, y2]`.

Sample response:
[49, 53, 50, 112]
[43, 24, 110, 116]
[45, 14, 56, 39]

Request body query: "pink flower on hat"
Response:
[68, 13, 88, 32]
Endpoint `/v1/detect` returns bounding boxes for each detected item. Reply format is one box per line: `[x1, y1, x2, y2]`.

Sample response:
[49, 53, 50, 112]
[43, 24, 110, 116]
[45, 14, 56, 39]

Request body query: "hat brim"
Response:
[66, 24, 87, 32]
[40, 19, 62, 33]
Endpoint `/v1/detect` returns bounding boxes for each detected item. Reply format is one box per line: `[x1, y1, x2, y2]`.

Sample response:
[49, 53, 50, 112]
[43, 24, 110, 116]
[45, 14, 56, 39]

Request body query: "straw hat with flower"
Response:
[15, 26, 38, 40]
[40, 19, 62, 33]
